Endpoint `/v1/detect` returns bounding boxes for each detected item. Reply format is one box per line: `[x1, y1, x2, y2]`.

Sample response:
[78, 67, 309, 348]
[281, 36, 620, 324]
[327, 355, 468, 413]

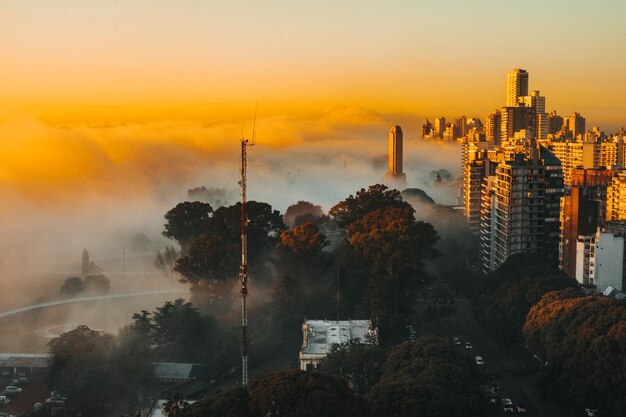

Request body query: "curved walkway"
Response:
[0, 289, 189, 319]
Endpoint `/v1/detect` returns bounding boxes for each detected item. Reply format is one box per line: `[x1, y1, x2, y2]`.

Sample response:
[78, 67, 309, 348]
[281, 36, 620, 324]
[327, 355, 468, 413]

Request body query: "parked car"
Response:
[502, 398, 514, 414]
[465, 342, 473, 350]
[0, 396, 10, 405]
[453, 336, 461, 345]
[585, 409, 598, 417]
[17, 377, 28, 386]
[3, 386, 21, 395]
[0, 412, 14, 417]
[475, 356, 484, 365]
[516, 403, 527, 413]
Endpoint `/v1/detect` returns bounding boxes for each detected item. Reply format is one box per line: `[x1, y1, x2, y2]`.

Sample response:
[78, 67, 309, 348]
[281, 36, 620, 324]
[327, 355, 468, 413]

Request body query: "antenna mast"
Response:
[239, 107, 256, 387]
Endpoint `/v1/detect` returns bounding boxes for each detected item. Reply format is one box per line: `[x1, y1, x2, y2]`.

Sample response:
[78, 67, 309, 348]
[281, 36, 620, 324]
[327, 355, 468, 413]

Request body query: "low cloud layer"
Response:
[0, 107, 460, 308]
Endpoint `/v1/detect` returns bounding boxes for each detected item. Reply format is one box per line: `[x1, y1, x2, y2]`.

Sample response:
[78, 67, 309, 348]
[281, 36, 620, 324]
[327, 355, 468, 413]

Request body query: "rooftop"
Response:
[301, 319, 375, 355]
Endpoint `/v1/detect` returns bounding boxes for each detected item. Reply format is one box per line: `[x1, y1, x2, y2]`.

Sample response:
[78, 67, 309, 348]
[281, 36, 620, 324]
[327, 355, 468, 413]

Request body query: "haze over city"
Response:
[0, 2, 625, 417]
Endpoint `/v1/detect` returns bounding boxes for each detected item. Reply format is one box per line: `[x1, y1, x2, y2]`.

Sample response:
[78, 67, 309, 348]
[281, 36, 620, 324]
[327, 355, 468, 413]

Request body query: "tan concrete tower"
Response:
[384, 125, 406, 188]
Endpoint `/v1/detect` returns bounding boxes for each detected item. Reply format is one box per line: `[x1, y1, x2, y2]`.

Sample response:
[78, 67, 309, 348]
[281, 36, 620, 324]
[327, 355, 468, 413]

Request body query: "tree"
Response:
[183, 388, 250, 417]
[523, 290, 626, 414]
[366, 336, 495, 417]
[60, 276, 83, 296]
[47, 326, 119, 417]
[319, 340, 386, 394]
[247, 370, 371, 417]
[346, 206, 439, 341]
[163, 201, 214, 250]
[283, 201, 324, 228]
[483, 253, 576, 343]
[174, 201, 285, 292]
[84, 274, 110, 293]
[155, 246, 181, 280]
[329, 184, 411, 228]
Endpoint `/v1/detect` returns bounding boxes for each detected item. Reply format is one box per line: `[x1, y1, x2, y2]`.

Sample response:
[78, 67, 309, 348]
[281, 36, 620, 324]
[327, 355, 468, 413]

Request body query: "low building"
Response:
[0, 353, 51, 377]
[152, 362, 205, 383]
[299, 320, 377, 371]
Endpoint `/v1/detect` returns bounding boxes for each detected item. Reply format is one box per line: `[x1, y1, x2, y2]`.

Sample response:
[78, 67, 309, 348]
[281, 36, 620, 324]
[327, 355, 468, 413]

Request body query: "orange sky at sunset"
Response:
[1, 0, 626, 202]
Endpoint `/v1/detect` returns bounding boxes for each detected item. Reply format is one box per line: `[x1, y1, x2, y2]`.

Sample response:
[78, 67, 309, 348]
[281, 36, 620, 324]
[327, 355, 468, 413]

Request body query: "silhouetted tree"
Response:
[163, 201, 214, 250]
[283, 201, 324, 228]
[329, 184, 411, 228]
[60, 276, 84, 296]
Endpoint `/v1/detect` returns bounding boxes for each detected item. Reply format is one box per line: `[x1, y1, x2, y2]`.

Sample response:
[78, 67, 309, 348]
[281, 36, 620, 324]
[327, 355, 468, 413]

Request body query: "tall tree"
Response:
[329, 184, 411, 228]
[163, 201, 214, 251]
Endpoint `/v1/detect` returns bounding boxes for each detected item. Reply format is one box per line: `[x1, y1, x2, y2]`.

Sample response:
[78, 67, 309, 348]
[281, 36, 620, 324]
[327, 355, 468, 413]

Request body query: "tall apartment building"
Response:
[550, 140, 583, 186]
[481, 146, 563, 272]
[480, 176, 497, 273]
[486, 110, 502, 145]
[462, 141, 496, 233]
[571, 167, 613, 226]
[521, 90, 547, 140]
[434, 117, 446, 139]
[547, 111, 563, 135]
[506, 68, 529, 106]
[607, 171, 626, 221]
[576, 230, 625, 293]
[500, 106, 530, 144]
[564, 112, 586, 139]
[560, 187, 600, 279]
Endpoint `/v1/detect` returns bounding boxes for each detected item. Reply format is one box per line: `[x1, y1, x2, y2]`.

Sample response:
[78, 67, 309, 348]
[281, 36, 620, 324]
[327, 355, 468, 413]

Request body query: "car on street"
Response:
[585, 409, 598, 417]
[502, 398, 514, 414]
[465, 342, 473, 350]
[0, 413, 14, 417]
[3, 386, 21, 396]
[516, 403, 527, 413]
[453, 336, 461, 345]
[0, 396, 10, 405]
[475, 356, 484, 365]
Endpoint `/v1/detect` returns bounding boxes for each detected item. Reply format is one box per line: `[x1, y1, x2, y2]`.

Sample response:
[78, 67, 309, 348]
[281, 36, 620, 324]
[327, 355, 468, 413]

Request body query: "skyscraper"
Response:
[506, 68, 529, 106]
[384, 125, 406, 188]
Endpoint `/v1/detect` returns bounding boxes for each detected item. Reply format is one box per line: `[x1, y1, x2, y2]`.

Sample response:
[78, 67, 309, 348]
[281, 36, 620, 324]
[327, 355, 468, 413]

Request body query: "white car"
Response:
[475, 356, 484, 365]
[465, 342, 473, 350]
[3, 386, 21, 395]
[585, 409, 598, 417]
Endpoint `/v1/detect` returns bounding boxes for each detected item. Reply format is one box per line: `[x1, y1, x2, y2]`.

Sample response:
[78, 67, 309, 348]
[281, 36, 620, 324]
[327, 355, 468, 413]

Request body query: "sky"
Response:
[0, 1, 625, 271]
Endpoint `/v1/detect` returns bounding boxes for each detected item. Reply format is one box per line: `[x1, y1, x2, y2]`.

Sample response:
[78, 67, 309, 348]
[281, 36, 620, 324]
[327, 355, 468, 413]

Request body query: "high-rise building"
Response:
[384, 125, 406, 188]
[571, 167, 613, 226]
[500, 106, 530, 143]
[564, 112, 586, 139]
[547, 111, 564, 135]
[607, 171, 626, 221]
[506, 68, 529, 106]
[521, 90, 547, 140]
[421, 119, 434, 140]
[434, 117, 446, 140]
[486, 110, 502, 145]
[550, 140, 584, 186]
[560, 187, 600, 279]
[481, 146, 563, 272]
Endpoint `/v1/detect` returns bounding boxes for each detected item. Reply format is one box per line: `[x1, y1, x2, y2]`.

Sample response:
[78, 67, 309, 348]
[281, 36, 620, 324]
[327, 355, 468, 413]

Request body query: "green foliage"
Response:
[523, 290, 626, 414]
[127, 299, 239, 380]
[329, 184, 411, 228]
[366, 336, 494, 417]
[318, 340, 386, 394]
[346, 205, 439, 342]
[184, 388, 250, 417]
[175, 201, 285, 286]
[163, 201, 214, 250]
[247, 370, 371, 417]
[84, 274, 110, 293]
[47, 326, 121, 417]
[60, 276, 84, 296]
[483, 253, 576, 343]
[283, 201, 324, 228]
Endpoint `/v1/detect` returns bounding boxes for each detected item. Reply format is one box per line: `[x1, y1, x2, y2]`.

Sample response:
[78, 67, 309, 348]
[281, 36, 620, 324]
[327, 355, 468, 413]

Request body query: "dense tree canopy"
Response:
[366, 336, 494, 417]
[329, 184, 411, 228]
[523, 290, 626, 414]
[175, 201, 285, 285]
[283, 200, 325, 228]
[163, 201, 214, 250]
[47, 326, 122, 417]
[482, 253, 576, 343]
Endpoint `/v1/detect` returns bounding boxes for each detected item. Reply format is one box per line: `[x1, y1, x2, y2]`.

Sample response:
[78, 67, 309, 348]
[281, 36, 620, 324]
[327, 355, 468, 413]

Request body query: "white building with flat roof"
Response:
[299, 319, 377, 371]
